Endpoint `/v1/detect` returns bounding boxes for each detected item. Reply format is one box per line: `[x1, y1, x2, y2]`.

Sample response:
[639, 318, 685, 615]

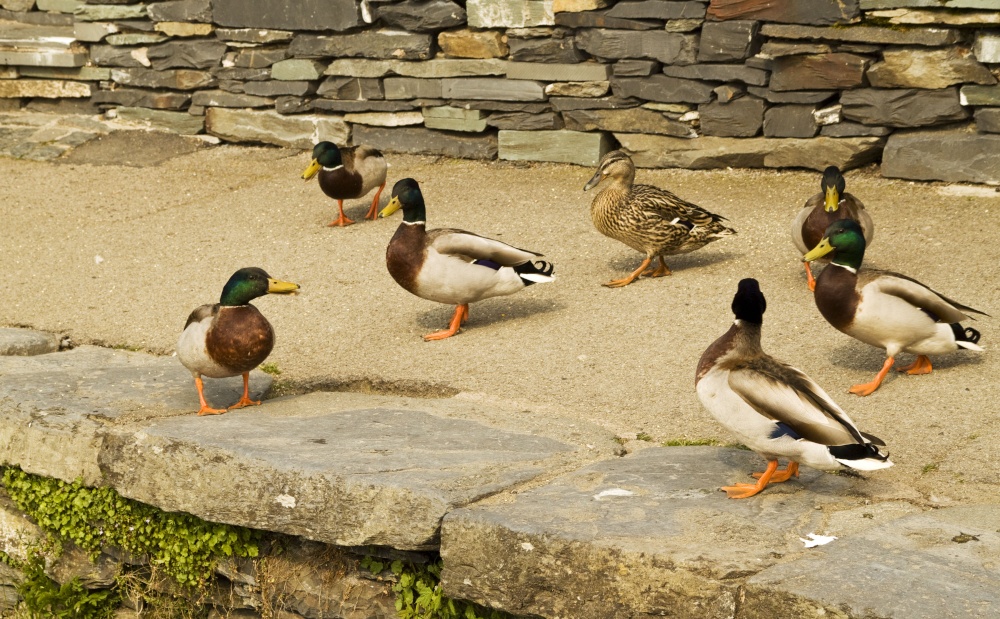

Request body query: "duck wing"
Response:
[861, 269, 989, 321]
[184, 303, 218, 329]
[727, 355, 864, 446]
[631, 184, 729, 227]
[428, 228, 542, 266]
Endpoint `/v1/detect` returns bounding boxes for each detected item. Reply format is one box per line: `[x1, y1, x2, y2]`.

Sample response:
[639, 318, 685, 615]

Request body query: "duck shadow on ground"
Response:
[827, 342, 986, 373]
[415, 298, 565, 331]
[607, 250, 741, 274]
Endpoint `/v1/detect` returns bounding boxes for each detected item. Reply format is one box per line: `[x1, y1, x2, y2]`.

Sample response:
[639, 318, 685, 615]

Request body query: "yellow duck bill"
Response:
[802, 238, 834, 262]
[267, 279, 301, 294]
[378, 195, 403, 218]
[301, 159, 321, 180]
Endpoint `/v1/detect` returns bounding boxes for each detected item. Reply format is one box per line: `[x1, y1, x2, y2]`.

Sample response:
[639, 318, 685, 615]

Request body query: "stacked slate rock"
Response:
[0, 0, 998, 181]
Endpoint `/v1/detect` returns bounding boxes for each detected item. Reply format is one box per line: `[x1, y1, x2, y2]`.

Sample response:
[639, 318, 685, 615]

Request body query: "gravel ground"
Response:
[2, 131, 999, 504]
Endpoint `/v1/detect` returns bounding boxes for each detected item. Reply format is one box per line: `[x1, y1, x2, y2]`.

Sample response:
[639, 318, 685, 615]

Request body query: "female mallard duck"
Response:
[177, 267, 299, 415]
[696, 278, 892, 499]
[792, 166, 873, 291]
[301, 141, 388, 227]
[804, 220, 985, 396]
[379, 178, 554, 341]
[584, 150, 736, 288]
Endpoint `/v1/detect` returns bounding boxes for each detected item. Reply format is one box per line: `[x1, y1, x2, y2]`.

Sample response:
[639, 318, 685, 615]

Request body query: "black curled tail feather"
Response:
[515, 260, 554, 286]
[951, 323, 981, 344]
[828, 442, 890, 463]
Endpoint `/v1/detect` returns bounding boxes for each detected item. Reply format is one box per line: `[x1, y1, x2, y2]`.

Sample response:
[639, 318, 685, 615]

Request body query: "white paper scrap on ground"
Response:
[593, 488, 634, 501]
[800, 533, 837, 548]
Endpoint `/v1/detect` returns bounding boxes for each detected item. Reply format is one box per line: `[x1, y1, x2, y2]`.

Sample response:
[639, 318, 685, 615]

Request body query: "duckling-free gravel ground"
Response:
[2, 132, 999, 506]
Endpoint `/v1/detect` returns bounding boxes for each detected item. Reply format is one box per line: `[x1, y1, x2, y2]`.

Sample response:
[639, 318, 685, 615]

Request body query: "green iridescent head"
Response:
[802, 220, 867, 270]
[219, 267, 300, 306]
[378, 178, 426, 223]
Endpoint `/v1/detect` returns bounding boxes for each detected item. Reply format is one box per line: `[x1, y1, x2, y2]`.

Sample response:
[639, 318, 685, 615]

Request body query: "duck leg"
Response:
[722, 460, 780, 499]
[897, 355, 933, 375]
[228, 373, 262, 410]
[849, 357, 895, 396]
[424, 304, 469, 341]
[804, 262, 817, 292]
[603, 257, 652, 288]
[364, 181, 387, 220]
[642, 256, 672, 278]
[194, 376, 227, 416]
[327, 200, 355, 227]
[753, 461, 799, 482]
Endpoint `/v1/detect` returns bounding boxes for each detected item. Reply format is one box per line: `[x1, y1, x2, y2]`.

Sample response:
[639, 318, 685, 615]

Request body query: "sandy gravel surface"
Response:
[2, 132, 998, 504]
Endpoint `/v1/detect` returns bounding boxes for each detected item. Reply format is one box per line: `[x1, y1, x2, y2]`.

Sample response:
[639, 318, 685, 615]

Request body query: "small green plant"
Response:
[16, 555, 120, 619]
[661, 438, 720, 447]
[635, 432, 654, 442]
[921, 463, 940, 474]
[260, 362, 282, 376]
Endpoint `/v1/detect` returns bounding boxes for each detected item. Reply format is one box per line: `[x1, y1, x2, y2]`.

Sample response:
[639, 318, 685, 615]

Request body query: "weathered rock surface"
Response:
[317, 76, 384, 100]
[769, 53, 869, 91]
[325, 58, 506, 79]
[146, 0, 212, 23]
[234, 47, 289, 69]
[611, 74, 714, 103]
[841, 88, 968, 128]
[699, 96, 765, 137]
[882, 127, 1000, 184]
[0, 328, 58, 356]
[146, 39, 227, 70]
[612, 58, 659, 76]
[975, 108, 1000, 134]
[562, 107, 695, 137]
[662, 63, 769, 86]
[763, 104, 817, 138]
[92, 88, 192, 110]
[423, 105, 488, 131]
[290, 31, 433, 60]
[698, 19, 761, 62]
[354, 124, 498, 159]
[111, 67, 215, 90]
[374, 0, 466, 32]
[605, 0, 705, 19]
[443, 77, 546, 101]
[509, 31, 583, 63]
[115, 106, 205, 134]
[206, 108, 348, 148]
[438, 29, 509, 59]
[486, 111, 562, 130]
[212, 0, 360, 31]
[499, 128, 612, 165]
[820, 121, 892, 137]
[467, 0, 554, 28]
[575, 29, 698, 64]
[508, 61, 609, 82]
[975, 32, 1000, 63]
[0, 78, 91, 98]
[708, 0, 859, 24]
[761, 23, 963, 46]
[544, 80, 608, 97]
[867, 47, 995, 89]
[960, 85, 1000, 106]
[616, 133, 884, 170]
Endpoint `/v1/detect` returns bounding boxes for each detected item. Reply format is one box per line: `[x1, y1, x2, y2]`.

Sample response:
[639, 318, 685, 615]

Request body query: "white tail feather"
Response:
[957, 341, 984, 352]
[521, 273, 555, 284]
[835, 457, 894, 471]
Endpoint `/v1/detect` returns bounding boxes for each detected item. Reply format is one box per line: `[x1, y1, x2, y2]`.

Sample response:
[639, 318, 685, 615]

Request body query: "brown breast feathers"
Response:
[206, 305, 275, 373]
[813, 266, 860, 332]
[386, 224, 426, 296]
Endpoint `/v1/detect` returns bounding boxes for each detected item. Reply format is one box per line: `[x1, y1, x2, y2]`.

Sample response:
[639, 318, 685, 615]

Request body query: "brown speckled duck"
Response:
[791, 165, 873, 291]
[301, 141, 388, 227]
[584, 150, 736, 288]
[379, 178, 554, 341]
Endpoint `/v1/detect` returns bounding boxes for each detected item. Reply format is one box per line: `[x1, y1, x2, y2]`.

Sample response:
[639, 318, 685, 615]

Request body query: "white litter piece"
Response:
[800, 533, 837, 548]
[593, 488, 634, 501]
[94, 255, 104, 264]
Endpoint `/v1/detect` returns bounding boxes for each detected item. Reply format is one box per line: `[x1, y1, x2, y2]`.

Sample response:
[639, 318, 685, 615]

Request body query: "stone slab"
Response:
[699, 96, 764, 137]
[960, 85, 1000, 107]
[0, 47, 87, 67]
[214, 27, 294, 44]
[467, 0, 554, 28]
[498, 129, 612, 165]
[707, 0, 859, 24]
[438, 29, 509, 59]
[611, 74, 715, 104]
[205, 107, 348, 148]
[385, 77, 443, 99]
[698, 20, 761, 62]
[290, 30, 433, 61]
[99, 392, 573, 549]
[507, 61, 610, 82]
[356, 125, 497, 162]
[975, 108, 1000, 134]
[271, 59, 325, 81]
[374, 0, 466, 32]
[562, 107, 695, 137]
[443, 77, 546, 101]
[486, 111, 562, 130]
[147, 40, 228, 70]
[212, 0, 360, 31]
[343, 111, 424, 127]
[975, 32, 1000, 64]
[0, 346, 272, 485]
[509, 33, 584, 63]
[553, 0, 609, 11]
[91, 88, 191, 110]
[605, 0, 705, 19]
[317, 76, 384, 100]
[760, 23, 962, 46]
[116, 106, 205, 135]
[769, 53, 869, 92]
[0, 328, 58, 356]
[17, 66, 110, 80]
[882, 128, 1000, 184]
[423, 105, 488, 131]
[441, 447, 882, 619]
[661, 63, 769, 87]
[111, 67, 215, 90]
[575, 29, 698, 64]
[744, 506, 1000, 619]
[763, 104, 817, 138]
[544, 81, 608, 97]
[554, 10, 660, 29]
[841, 88, 968, 128]
[615, 133, 884, 171]
[861, 0, 995, 7]
[871, 8, 1000, 26]
[235, 47, 289, 69]
[145, 0, 210, 22]
[0, 79, 90, 98]
[868, 47, 995, 89]
[74, 3, 146, 20]
[324, 58, 506, 79]
[154, 21, 213, 37]
[820, 121, 891, 138]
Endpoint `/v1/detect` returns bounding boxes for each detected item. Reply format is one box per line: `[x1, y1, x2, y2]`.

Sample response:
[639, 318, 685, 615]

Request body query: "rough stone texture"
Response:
[0, 0, 34, 10]
[311, 99, 426, 113]
[509, 34, 584, 63]
[72, 21, 115, 42]
[0, 45, 86, 67]
[820, 121, 891, 137]
[486, 110, 562, 129]
[961, 85, 1000, 106]
[563, 107, 696, 137]
[613, 59, 659, 76]
[0, 328, 58, 356]
[111, 67, 216, 90]
[841, 88, 968, 128]
[759, 41, 831, 57]
[74, 4, 146, 20]
[0, 79, 90, 98]
[385, 77, 443, 99]
[105, 33, 167, 46]
[870, 8, 1000, 25]
[234, 47, 289, 69]
[744, 507, 1000, 619]
[662, 63, 769, 86]
[861, 0, 996, 7]
[544, 80, 608, 96]
[553, 0, 609, 10]
[441, 447, 868, 619]
[290, 31, 433, 60]
[214, 28, 294, 44]
[324, 58, 506, 79]
[115, 107, 205, 134]
[146, 40, 228, 70]
[746, 87, 836, 104]
[605, 0, 705, 19]
[271, 59, 325, 81]
[975, 32, 1000, 63]
[0, 346, 272, 485]
[698, 20, 761, 62]
[423, 106, 488, 131]
[611, 74, 715, 104]
[975, 108, 1000, 134]
[467, 0, 554, 28]
[438, 29, 509, 59]
[344, 111, 424, 126]
[146, 0, 211, 23]
[550, 94, 641, 110]
[48, 545, 120, 588]
[867, 47, 995, 89]
[707, 0, 859, 24]
[699, 96, 764, 137]
[576, 29, 698, 64]
[498, 128, 612, 165]
[191, 90, 274, 108]
[769, 53, 869, 91]
[91, 88, 191, 110]
[241, 80, 316, 97]
[355, 124, 499, 159]
[90, 44, 147, 67]
[458, 99, 552, 112]
[317, 77, 384, 100]
[205, 108, 348, 148]
[882, 127, 1000, 184]
[443, 77, 546, 101]
[507, 61, 609, 82]
[713, 83, 744, 103]
[212, 0, 360, 31]
[760, 23, 963, 46]
[154, 21, 214, 37]
[375, 0, 466, 32]
[212, 67, 271, 81]
[763, 104, 817, 138]
[554, 11, 659, 29]
[615, 132, 884, 170]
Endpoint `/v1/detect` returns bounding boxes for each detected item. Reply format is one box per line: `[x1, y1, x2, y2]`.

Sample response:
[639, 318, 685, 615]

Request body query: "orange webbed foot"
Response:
[897, 355, 933, 375]
[327, 215, 355, 227]
[228, 396, 262, 411]
[721, 460, 780, 499]
[423, 304, 469, 341]
[804, 262, 817, 292]
[752, 462, 799, 483]
[197, 405, 228, 416]
[849, 357, 895, 396]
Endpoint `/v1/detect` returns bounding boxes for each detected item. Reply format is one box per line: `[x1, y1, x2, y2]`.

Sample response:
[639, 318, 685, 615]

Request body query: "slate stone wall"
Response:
[1, 0, 999, 181]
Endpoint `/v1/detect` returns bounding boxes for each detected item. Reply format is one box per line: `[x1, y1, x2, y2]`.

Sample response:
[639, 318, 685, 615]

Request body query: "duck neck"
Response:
[402, 200, 426, 224]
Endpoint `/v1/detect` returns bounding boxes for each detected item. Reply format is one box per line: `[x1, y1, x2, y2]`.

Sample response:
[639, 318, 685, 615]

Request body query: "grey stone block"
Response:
[562, 107, 696, 137]
[486, 111, 562, 130]
[707, 0, 859, 24]
[499, 129, 612, 165]
[214, 27, 294, 44]
[507, 61, 610, 82]
[271, 59, 325, 81]
[613, 59, 659, 76]
[234, 47, 289, 69]
[442, 78, 546, 101]
[324, 58, 505, 79]
[611, 74, 714, 104]
[317, 76, 384, 100]
[975, 32, 1000, 64]
[554, 11, 660, 30]
[763, 104, 817, 138]
[146, 0, 211, 22]
[424, 106, 488, 132]
[17, 65, 110, 80]
[385, 77, 444, 100]
[861, 0, 995, 7]
[74, 4, 145, 20]
[713, 83, 744, 103]
[374, 0, 466, 32]
[960, 85, 1000, 106]
[212, 0, 360, 31]
[698, 20, 761, 62]
[759, 41, 831, 57]
[699, 96, 764, 137]
[662, 63, 768, 87]
[746, 86, 836, 104]
[212, 67, 271, 81]
[549, 95, 640, 110]
[820, 121, 891, 137]
[290, 31, 433, 60]
[0, 329, 58, 356]
[191, 89, 274, 108]
[576, 29, 698, 64]
[111, 67, 216, 90]
[354, 124, 498, 159]
[467, 0, 554, 28]
[452, 99, 550, 112]
[312, 99, 427, 113]
[761, 23, 963, 46]
[868, 47, 995, 89]
[605, 0, 705, 19]
[242, 80, 317, 97]
[770, 53, 869, 91]
[91, 88, 191, 110]
[90, 44, 144, 67]
[114, 107, 206, 135]
[882, 127, 1000, 184]
[509, 35, 584, 63]
[841, 88, 968, 128]
[975, 108, 1000, 134]
[206, 107, 349, 148]
[146, 40, 228, 70]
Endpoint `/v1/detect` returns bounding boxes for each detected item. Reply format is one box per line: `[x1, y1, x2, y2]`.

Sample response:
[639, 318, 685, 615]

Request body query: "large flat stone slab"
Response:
[99, 392, 576, 550]
[205, 108, 349, 149]
[441, 446, 890, 619]
[744, 506, 1000, 618]
[0, 328, 59, 356]
[0, 346, 272, 485]
[882, 127, 1000, 184]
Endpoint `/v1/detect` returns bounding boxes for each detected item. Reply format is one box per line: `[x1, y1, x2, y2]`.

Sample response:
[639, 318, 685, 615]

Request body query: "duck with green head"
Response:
[301, 141, 388, 227]
[177, 267, 300, 415]
[379, 178, 554, 341]
[804, 220, 985, 396]
[791, 166, 873, 291]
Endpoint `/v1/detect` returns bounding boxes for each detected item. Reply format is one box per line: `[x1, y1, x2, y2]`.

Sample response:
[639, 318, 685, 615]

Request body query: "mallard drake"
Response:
[696, 278, 893, 499]
[584, 150, 735, 288]
[177, 267, 299, 415]
[379, 178, 554, 341]
[301, 141, 388, 227]
[804, 220, 986, 396]
[792, 166, 873, 291]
